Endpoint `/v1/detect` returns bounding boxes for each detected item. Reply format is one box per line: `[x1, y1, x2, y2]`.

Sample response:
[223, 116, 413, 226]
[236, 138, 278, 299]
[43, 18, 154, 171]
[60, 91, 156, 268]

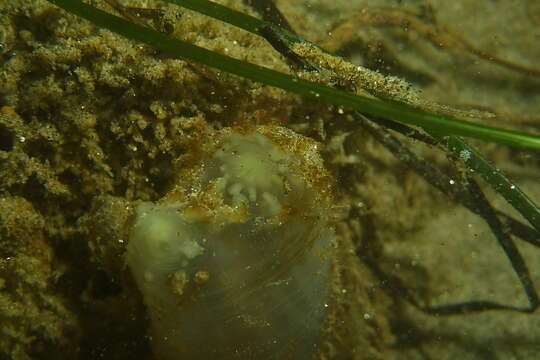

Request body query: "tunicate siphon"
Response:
[126, 125, 336, 359]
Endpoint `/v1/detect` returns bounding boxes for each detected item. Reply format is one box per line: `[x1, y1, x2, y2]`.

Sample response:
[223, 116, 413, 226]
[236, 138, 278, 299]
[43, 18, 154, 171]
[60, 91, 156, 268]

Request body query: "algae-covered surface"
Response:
[1, 0, 540, 359]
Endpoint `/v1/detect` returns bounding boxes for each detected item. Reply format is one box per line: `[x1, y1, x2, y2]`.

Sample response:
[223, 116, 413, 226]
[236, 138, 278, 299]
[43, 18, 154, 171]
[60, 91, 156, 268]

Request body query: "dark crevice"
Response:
[0, 124, 15, 152]
[25, 138, 57, 163]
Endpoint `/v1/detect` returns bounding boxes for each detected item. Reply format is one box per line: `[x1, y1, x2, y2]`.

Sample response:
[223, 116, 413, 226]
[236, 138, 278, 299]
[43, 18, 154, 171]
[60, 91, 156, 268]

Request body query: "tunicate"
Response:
[126, 125, 336, 359]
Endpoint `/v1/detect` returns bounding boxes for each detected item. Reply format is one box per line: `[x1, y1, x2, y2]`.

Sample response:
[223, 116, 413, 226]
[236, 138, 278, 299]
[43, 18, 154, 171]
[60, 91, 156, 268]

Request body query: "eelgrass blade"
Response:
[163, 0, 300, 45]
[46, 0, 540, 151]
[446, 136, 540, 232]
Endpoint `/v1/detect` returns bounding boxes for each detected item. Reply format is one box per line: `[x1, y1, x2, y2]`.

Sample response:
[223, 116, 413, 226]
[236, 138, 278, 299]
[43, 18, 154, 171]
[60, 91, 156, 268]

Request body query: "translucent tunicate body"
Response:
[126, 126, 335, 359]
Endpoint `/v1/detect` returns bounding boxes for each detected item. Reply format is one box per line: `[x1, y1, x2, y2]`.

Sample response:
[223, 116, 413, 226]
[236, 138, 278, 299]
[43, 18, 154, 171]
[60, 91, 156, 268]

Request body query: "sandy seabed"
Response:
[1, 0, 540, 359]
